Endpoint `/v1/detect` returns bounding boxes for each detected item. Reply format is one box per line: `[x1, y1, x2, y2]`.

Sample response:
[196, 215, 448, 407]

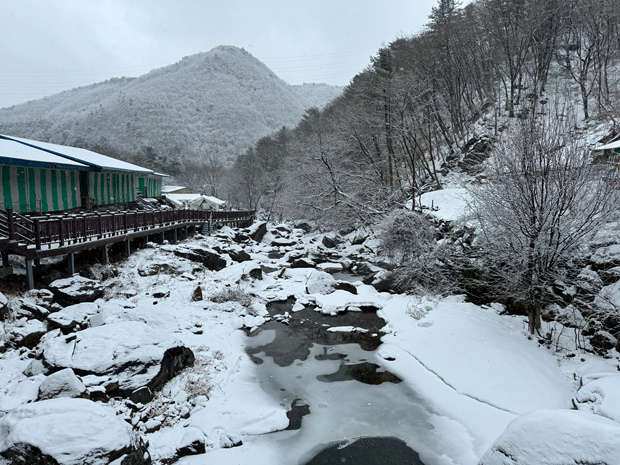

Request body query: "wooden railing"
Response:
[0, 207, 255, 253]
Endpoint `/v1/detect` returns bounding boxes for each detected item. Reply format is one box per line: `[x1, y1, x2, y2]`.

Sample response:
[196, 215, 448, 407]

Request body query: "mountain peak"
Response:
[0, 47, 343, 167]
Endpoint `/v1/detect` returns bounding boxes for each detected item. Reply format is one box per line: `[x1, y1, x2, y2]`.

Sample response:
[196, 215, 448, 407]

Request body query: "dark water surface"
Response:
[303, 437, 424, 465]
[245, 297, 429, 465]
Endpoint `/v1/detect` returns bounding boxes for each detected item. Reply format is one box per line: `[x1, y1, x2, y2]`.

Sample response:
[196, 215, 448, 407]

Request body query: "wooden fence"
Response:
[0, 207, 255, 259]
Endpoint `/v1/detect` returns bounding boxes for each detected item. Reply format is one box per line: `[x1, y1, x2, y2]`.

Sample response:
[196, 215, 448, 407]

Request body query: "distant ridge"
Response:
[0, 46, 343, 167]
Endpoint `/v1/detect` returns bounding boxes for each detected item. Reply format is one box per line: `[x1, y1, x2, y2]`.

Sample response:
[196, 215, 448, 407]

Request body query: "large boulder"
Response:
[41, 321, 194, 399]
[226, 246, 252, 263]
[321, 235, 341, 249]
[47, 302, 100, 333]
[248, 221, 268, 242]
[306, 271, 337, 295]
[173, 246, 227, 271]
[7, 318, 47, 349]
[0, 398, 150, 465]
[478, 409, 620, 465]
[38, 368, 87, 400]
[49, 276, 105, 304]
[291, 258, 316, 269]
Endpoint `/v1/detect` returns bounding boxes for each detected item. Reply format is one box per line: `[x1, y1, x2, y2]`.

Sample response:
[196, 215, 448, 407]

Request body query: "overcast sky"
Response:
[0, 0, 438, 109]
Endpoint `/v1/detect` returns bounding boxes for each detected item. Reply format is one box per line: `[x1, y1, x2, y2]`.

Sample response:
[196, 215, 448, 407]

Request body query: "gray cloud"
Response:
[0, 0, 436, 108]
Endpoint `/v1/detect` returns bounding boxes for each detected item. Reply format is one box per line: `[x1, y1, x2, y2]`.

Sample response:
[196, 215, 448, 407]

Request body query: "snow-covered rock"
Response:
[321, 234, 341, 249]
[49, 275, 105, 304]
[574, 374, 620, 422]
[590, 330, 619, 352]
[7, 318, 47, 348]
[0, 398, 150, 465]
[23, 359, 47, 377]
[590, 243, 620, 270]
[305, 270, 337, 295]
[175, 428, 207, 458]
[10, 299, 53, 320]
[576, 266, 604, 293]
[226, 245, 251, 263]
[478, 409, 620, 465]
[41, 321, 194, 398]
[38, 368, 86, 400]
[47, 302, 99, 332]
[173, 246, 227, 271]
[317, 262, 344, 273]
[248, 221, 267, 242]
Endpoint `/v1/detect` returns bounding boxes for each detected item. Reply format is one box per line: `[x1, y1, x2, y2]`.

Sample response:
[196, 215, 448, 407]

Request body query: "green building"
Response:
[0, 135, 163, 214]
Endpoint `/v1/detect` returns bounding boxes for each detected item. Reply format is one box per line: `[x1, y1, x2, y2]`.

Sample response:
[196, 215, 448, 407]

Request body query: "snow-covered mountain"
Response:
[0, 46, 343, 166]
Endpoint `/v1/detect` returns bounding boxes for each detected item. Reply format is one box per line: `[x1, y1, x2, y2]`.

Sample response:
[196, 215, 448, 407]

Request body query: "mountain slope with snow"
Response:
[0, 46, 342, 166]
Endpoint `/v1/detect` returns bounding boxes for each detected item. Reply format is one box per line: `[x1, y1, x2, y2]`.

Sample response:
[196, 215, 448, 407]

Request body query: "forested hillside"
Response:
[230, 0, 620, 225]
[226, 0, 620, 345]
[0, 46, 342, 173]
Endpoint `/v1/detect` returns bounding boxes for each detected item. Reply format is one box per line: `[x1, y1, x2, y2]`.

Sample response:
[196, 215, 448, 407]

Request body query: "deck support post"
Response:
[124, 239, 131, 257]
[171, 228, 177, 244]
[160, 231, 165, 243]
[102, 245, 109, 265]
[184, 226, 188, 239]
[2, 251, 9, 268]
[26, 259, 34, 290]
[68, 252, 75, 275]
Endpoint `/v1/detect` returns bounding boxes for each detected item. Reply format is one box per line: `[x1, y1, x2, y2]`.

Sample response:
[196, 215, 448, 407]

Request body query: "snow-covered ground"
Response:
[0, 219, 619, 464]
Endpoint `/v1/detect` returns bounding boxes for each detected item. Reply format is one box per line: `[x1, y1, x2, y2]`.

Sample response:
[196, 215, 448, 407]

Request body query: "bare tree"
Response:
[176, 152, 227, 197]
[468, 110, 620, 334]
[557, 0, 620, 119]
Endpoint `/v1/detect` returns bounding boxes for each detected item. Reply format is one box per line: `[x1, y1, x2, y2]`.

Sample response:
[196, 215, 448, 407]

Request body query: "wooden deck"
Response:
[0, 207, 255, 260]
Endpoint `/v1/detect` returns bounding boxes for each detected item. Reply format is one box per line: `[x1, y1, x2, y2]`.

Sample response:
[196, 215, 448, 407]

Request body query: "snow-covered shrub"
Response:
[377, 210, 456, 295]
[377, 210, 435, 264]
[209, 286, 255, 309]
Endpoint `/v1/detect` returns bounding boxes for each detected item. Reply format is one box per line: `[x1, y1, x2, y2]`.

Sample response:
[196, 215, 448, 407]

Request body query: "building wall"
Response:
[139, 174, 163, 198]
[0, 164, 81, 213]
[88, 172, 162, 206]
[89, 171, 135, 206]
[0, 164, 163, 213]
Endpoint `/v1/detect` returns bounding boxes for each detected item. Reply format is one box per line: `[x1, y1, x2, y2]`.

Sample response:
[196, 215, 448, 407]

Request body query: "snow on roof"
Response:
[161, 185, 186, 193]
[164, 193, 225, 209]
[0, 134, 155, 174]
[165, 193, 225, 203]
[594, 139, 620, 151]
[164, 193, 204, 202]
[203, 195, 226, 205]
[0, 137, 90, 170]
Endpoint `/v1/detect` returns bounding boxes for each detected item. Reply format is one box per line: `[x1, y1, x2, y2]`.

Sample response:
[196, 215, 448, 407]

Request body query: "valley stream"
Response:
[244, 298, 442, 465]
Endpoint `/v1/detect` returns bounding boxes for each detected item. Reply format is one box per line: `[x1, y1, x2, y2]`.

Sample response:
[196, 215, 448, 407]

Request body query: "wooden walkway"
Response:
[0, 206, 255, 289]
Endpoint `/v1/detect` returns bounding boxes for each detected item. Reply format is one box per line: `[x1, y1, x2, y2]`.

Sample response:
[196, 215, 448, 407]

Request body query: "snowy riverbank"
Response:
[1, 222, 619, 464]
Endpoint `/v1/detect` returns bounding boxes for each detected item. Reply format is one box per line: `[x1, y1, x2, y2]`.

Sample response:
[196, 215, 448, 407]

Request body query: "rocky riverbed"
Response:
[0, 222, 619, 465]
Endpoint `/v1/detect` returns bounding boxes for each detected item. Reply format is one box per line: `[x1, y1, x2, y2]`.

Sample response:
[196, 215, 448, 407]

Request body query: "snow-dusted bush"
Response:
[377, 210, 436, 264]
[377, 210, 455, 295]
[209, 286, 255, 309]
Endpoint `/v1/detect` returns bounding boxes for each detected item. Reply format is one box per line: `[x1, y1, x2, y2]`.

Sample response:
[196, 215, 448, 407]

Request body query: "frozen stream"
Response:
[242, 300, 441, 465]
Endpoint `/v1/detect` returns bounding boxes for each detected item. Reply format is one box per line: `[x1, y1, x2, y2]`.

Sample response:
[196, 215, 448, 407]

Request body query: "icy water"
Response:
[245, 299, 437, 465]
